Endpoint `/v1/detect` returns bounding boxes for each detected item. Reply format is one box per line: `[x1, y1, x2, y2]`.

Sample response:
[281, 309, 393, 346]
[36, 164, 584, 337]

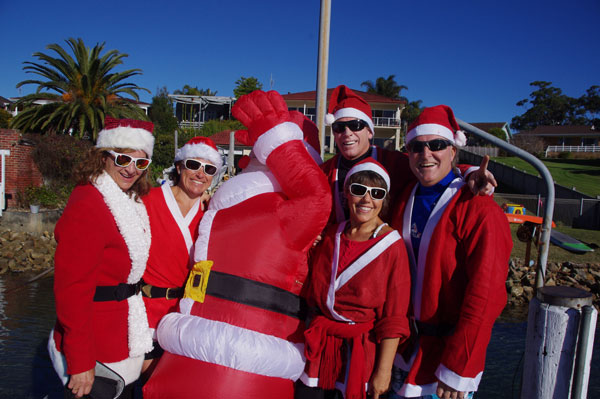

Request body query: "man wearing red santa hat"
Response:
[141, 136, 223, 371]
[143, 90, 331, 398]
[321, 85, 496, 225]
[388, 105, 512, 399]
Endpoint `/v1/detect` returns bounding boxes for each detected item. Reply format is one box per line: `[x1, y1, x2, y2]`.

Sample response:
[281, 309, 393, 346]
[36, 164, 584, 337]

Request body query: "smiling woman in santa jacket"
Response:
[48, 117, 155, 399]
[140, 136, 222, 374]
[298, 158, 411, 399]
[388, 105, 512, 399]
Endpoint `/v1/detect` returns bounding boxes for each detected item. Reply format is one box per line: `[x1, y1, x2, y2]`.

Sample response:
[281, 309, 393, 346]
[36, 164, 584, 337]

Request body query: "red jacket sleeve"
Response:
[53, 186, 110, 374]
[439, 194, 512, 378]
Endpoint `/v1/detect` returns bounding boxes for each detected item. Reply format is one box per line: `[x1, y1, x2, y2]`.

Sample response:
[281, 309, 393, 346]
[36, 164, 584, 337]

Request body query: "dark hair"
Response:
[167, 161, 182, 186]
[73, 147, 152, 201]
[344, 170, 390, 216]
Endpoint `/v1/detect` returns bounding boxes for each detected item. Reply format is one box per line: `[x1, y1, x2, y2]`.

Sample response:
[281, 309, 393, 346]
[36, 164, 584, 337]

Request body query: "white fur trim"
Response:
[161, 184, 197, 253]
[48, 329, 144, 385]
[96, 126, 155, 158]
[157, 305, 306, 380]
[194, 209, 216, 262]
[93, 172, 153, 357]
[332, 107, 375, 133]
[436, 364, 482, 392]
[209, 169, 281, 211]
[325, 113, 335, 125]
[253, 122, 303, 164]
[344, 162, 391, 190]
[174, 143, 223, 169]
[397, 380, 439, 397]
[406, 123, 454, 144]
[454, 130, 467, 147]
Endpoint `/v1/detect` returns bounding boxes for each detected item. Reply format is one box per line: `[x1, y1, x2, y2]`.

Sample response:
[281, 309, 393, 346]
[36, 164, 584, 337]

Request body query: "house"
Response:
[0, 96, 13, 115]
[516, 125, 600, 155]
[169, 95, 235, 129]
[281, 89, 406, 152]
[7, 96, 150, 116]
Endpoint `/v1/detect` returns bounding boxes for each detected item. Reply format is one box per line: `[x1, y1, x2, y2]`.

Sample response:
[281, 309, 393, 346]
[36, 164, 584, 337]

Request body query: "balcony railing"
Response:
[304, 114, 400, 127]
[545, 145, 600, 156]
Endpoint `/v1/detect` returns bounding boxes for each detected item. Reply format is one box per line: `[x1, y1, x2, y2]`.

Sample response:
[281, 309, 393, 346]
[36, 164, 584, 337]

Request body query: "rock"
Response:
[511, 285, 524, 298]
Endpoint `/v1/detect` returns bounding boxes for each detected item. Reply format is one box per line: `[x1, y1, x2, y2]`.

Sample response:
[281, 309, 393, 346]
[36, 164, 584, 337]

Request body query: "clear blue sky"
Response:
[1, 0, 598, 127]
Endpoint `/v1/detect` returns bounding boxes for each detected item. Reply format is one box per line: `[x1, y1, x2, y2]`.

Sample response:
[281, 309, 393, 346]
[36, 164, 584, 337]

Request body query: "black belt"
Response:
[205, 271, 307, 320]
[141, 283, 183, 300]
[94, 280, 144, 302]
[413, 319, 455, 337]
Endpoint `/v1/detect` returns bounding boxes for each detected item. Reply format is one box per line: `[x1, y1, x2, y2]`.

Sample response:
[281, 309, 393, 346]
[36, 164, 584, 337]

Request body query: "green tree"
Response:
[360, 75, 407, 99]
[233, 76, 263, 98]
[488, 127, 508, 142]
[149, 87, 178, 134]
[510, 81, 586, 131]
[174, 85, 217, 96]
[579, 85, 600, 127]
[10, 38, 149, 139]
[402, 99, 423, 126]
[0, 108, 12, 128]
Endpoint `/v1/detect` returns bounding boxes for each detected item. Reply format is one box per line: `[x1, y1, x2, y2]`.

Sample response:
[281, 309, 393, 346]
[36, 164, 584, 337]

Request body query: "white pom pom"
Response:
[454, 130, 467, 147]
[324, 113, 335, 125]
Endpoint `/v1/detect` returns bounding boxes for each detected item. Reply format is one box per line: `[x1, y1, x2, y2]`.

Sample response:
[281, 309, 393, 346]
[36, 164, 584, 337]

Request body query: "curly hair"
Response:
[344, 170, 390, 217]
[73, 147, 152, 201]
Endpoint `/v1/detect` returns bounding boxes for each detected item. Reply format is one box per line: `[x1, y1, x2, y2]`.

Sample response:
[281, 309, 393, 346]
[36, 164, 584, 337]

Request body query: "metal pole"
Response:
[315, 0, 331, 159]
[457, 119, 555, 289]
[228, 130, 235, 177]
[174, 130, 178, 158]
[571, 305, 596, 399]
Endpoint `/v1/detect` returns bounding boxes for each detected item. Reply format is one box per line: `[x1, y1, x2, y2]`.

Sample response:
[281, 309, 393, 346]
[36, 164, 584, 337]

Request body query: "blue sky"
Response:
[1, 0, 598, 127]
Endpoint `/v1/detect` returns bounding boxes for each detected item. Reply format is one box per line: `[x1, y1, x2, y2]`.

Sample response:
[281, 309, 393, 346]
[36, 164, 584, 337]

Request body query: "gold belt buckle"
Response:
[184, 260, 213, 303]
[141, 284, 153, 298]
[165, 287, 178, 300]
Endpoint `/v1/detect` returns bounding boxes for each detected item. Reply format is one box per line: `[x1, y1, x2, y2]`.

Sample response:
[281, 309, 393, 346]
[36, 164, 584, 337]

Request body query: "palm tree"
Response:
[11, 38, 149, 139]
[361, 75, 407, 100]
[174, 85, 218, 96]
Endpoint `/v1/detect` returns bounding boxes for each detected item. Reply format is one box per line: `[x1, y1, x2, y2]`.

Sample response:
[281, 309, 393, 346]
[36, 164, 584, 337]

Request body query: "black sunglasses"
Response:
[349, 183, 387, 200]
[183, 159, 218, 176]
[407, 139, 453, 153]
[332, 119, 368, 133]
[107, 150, 152, 170]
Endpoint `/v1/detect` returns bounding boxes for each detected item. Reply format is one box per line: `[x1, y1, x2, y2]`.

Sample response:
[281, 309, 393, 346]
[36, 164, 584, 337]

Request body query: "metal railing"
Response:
[545, 145, 600, 156]
[458, 119, 555, 289]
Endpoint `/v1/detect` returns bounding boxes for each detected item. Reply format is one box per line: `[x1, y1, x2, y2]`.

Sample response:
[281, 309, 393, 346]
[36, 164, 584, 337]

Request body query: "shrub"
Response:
[28, 134, 92, 185]
[22, 184, 72, 209]
[0, 108, 12, 128]
[557, 151, 572, 159]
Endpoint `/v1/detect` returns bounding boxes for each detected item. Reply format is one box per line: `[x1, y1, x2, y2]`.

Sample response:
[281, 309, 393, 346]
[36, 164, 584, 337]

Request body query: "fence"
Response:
[545, 145, 600, 156]
[459, 150, 600, 230]
[463, 146, 499, 157]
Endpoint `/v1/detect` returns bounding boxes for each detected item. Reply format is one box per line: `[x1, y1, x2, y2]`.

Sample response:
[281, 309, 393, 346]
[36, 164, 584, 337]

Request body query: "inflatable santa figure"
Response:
[143, 90, 331, 398]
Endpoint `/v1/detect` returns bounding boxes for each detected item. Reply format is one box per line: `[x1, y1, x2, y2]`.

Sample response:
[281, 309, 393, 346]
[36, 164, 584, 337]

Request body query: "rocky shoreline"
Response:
[1, 228, 599, 310]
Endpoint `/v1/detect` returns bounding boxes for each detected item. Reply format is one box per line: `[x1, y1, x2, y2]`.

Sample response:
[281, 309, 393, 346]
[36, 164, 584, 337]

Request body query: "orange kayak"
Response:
[506, 213, 556, 228]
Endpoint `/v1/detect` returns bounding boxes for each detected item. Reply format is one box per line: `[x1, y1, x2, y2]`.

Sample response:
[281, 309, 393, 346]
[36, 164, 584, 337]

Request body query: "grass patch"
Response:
[508, 223, 600, 264]
[491, 157, 600, 197]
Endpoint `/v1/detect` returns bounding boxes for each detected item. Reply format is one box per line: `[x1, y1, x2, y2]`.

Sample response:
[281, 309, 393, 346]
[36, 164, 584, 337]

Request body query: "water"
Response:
[0, 273, 599, 398]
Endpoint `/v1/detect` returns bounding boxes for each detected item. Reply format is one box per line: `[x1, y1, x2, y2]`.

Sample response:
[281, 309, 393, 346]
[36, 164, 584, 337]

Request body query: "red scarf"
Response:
[304, 315, 374, 399]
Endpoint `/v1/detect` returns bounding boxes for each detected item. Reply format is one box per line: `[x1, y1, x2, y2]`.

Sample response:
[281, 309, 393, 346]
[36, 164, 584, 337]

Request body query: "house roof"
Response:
[0, 96, 12, 105]
[210, 130, 249, 147]
[281, 89, 406, 106]
[469, 122, 507, 131]
[518, 125, 598, 136]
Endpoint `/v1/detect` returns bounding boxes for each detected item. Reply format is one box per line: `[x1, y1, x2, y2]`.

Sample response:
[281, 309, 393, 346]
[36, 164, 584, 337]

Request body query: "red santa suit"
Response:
[390, 178, 511, 397]
[143, 91, 332, 399]
[301, 221, 411, 398]
[48, 172, 153, 386]
[142, 184, 204, 330]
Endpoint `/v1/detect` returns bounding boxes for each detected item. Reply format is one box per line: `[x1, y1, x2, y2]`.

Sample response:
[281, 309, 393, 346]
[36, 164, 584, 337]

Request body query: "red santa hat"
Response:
[344, 157, 390, 190]
[96, 116, 155, 157]
[406, 104, 467, 147]
[325, 85, 374, 133]
[174, 136, 223, 169]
